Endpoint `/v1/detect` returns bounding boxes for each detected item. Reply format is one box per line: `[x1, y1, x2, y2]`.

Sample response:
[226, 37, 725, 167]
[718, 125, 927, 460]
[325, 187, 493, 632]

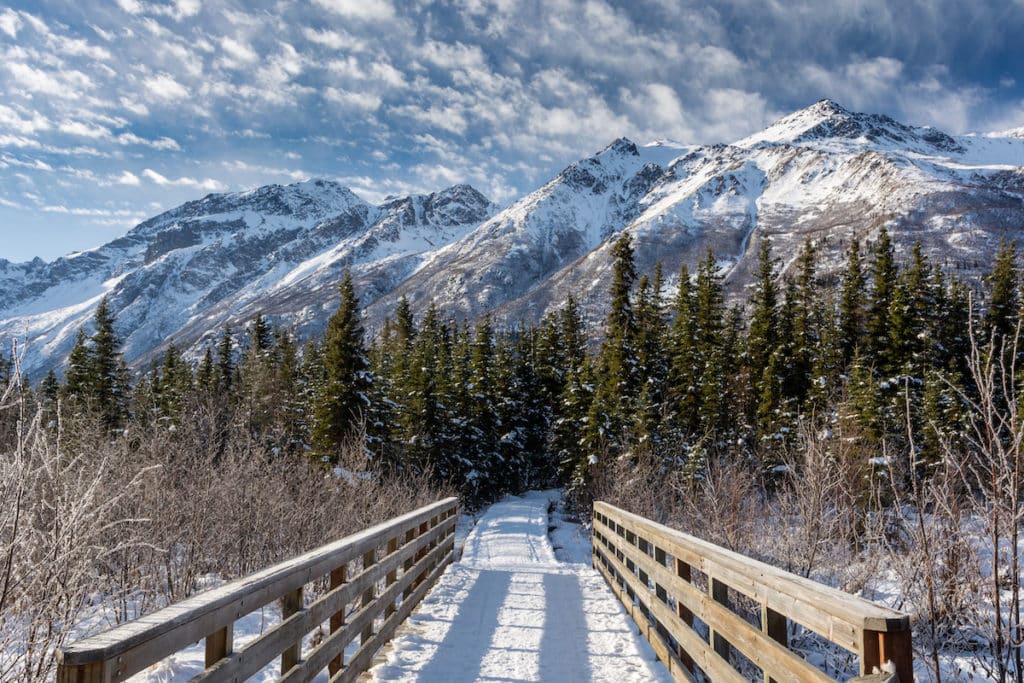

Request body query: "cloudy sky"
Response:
[1, 0, 1022, 261]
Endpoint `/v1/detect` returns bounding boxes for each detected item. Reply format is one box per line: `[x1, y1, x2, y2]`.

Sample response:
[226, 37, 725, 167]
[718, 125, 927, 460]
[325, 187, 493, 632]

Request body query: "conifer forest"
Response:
[4, 229, 1024, 681]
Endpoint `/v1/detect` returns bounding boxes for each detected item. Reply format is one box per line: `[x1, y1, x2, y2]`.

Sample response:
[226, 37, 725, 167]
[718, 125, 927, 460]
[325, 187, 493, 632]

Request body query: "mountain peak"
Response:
[738, 99, 962, 153]
[599, 138, 639, 157]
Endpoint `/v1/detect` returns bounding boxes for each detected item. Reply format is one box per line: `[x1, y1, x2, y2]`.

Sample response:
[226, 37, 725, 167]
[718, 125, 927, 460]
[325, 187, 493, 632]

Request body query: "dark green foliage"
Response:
[60, 297, 129, 430]
[311, 272, 371, 461]
[33, 230, 1018, 507]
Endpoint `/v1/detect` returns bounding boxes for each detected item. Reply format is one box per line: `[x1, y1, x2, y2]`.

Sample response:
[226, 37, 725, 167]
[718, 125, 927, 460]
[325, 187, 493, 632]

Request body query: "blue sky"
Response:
[1, 0, 1022, 262]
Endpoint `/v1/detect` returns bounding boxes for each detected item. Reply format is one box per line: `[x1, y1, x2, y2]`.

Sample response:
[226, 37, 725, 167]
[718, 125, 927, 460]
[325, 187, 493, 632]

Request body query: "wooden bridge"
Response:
[57, 497, 913, 683]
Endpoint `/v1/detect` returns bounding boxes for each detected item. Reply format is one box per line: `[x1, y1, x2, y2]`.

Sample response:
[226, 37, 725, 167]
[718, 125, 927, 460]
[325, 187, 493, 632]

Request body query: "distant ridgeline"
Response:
[10, 227, 1021, 504]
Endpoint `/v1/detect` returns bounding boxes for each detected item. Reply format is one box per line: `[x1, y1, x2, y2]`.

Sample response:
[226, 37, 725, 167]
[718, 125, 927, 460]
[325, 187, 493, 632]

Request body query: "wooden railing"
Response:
[58, 497, 459, 683]
[593, 502, 913, 683]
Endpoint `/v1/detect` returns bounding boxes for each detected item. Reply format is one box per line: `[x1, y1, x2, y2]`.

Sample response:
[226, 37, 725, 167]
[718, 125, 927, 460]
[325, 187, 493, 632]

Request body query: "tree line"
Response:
[10, 227, 1018, 506]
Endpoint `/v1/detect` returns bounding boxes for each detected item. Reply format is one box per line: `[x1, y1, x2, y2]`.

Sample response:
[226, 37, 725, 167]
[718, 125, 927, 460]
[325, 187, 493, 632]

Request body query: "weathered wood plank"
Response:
[595, 525, 834, 683]
[594, 502, 912, 683]
[595, 507, 865, 653]
[59, 498, 457, 683]
[594, 541, 743, 683]
[279, 535, 454, 683]
[204, 624, 232, 668]
[594, 503, 908, 632]
[191, 516, 456, 683]
[61, 498, 457, 668]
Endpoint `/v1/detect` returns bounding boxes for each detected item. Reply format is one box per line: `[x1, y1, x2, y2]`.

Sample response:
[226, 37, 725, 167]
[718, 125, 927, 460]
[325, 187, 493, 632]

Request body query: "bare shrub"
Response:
[0, 351, 451, 682]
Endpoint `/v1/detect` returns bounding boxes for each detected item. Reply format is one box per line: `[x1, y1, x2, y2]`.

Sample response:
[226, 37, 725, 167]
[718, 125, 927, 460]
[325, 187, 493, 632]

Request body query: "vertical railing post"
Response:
[762, 604, 787, 683]
[361, 547, 377, 646]
[403, 526, 417, 600]
[205, 623, 233, 669]
[653, 547, 669, 642]
[281, 587, 302, 674]
[385, 536, 400, 618]
[862, 629, 913, 682]
[709, 577, 731, 663]
[674, 558, 695, 673]
[328, 564, 347, 677]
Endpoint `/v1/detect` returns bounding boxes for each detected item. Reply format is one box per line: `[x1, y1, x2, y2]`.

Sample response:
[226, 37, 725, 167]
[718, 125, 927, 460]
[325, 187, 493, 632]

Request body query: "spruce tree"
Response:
[584, 233, 639, 465]
[216, 325, 236, 396]
[838, 238, 867, 366]
[311, 272, 372, 462]
[985, 239, 1019, 344]
[866, 227, 897, 362]
[746, 238, 781, 424]
[63, 329, 92, 401]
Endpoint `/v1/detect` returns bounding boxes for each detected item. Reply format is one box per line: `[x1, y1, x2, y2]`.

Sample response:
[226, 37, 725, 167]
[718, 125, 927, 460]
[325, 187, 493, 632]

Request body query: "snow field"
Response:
[368, 490, 671, 682]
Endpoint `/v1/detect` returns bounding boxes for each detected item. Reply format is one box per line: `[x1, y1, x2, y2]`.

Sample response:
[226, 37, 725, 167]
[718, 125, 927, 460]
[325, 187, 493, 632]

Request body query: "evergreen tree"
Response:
[838, 238, 867, 366]
[584, 233, 639, 466]
[866, 227, 897, 362]
[216, 325, 236, 396]
[249, 312, 273, 354]
[63, 329, 92, 401]
[746, 238, 781, 424]
[985, 239, 1019, 343]
[311, 272, 372, 461]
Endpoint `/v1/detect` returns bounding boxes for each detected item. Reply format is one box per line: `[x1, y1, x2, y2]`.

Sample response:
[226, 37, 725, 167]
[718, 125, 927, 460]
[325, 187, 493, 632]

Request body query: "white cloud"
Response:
[0, 8, 21, 37]
[59, 120, 111, 139]
[141, 168, 225, 191]
[115, 132, 181, 150]
[324, 87, 382, 112]
[0, 134, 42, 149]
[220, 37, 259, 67]
[302, 27, 367, 52]
[0, 105, 50, 134]
[7, 63, 86, 98]
[115, 0, 143, 14]
[143, 73, 190, 101]
[120, 97, 150, 116]
[313, 0, 395, 21]
[111, 171, 141, 186]
[41, 204, 142, 217]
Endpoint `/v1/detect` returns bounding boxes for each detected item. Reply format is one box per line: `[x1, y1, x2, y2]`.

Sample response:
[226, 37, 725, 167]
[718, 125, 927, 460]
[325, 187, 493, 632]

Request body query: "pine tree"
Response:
[985, 239, 1018, 344]
[63, 329, 92, 401]
[311, 272, 372, 462]
[216, 324, 236, 396]
[866, 227, 897, 363]
[668, 263, 698, 435]
[746, 238, 781, 424]
[838, 238, 867, 367]
[249, 312, 273, 354]
[584, 233, 639, 466]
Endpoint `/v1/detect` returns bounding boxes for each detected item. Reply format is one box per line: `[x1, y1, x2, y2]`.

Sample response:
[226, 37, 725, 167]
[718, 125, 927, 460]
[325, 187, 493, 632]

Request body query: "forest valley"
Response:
[4, 227, 1024, 681]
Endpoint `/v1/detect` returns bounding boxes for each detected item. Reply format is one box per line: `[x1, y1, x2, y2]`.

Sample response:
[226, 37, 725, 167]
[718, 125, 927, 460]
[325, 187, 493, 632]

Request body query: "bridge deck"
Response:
[367, 491, 671, 683]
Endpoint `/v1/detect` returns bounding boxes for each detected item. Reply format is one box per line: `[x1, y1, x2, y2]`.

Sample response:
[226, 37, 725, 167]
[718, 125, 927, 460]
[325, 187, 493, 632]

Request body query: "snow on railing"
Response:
[592, 501, 912, 683]
[57, 497, 459, 683]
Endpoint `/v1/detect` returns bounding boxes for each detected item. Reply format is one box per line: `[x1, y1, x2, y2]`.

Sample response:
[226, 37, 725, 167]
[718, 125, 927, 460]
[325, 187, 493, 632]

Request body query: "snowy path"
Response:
[368, 491, 671, 683]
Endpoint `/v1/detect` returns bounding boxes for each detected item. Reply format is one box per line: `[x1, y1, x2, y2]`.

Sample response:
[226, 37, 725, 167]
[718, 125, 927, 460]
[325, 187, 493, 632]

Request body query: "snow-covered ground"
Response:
[368, 490, 671, 682]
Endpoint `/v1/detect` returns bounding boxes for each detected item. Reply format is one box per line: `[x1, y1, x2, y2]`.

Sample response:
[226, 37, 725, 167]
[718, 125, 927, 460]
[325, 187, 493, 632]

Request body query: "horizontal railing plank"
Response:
[593, 502, 913, 683]
[193, 516, 455, 683]
[594, 503, 908, 633]
[595, 526, 833, 683]
[58, 498, 458, 683]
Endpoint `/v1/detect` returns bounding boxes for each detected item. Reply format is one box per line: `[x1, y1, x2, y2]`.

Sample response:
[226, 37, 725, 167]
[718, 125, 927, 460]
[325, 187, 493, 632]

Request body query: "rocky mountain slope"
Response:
[0, 180, 495, 376]
[2, 100, 1023, 377]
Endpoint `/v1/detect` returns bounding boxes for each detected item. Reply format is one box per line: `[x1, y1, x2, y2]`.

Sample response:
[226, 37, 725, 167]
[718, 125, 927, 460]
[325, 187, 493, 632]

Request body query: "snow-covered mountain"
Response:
[0, 180, 495, 377]
[2, 99, 1023, 377]
[370, 99, 1024, 326]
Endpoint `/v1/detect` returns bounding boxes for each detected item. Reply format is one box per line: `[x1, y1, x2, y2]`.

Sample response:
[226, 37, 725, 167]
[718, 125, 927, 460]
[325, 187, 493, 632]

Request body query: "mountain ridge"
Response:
[3, 100, 1024, 378]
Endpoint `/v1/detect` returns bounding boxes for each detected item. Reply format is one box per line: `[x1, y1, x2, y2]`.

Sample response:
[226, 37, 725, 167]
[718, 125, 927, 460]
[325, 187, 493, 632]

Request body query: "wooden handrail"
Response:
[57, 497, 459, 683]
[592, 501, 913, 683]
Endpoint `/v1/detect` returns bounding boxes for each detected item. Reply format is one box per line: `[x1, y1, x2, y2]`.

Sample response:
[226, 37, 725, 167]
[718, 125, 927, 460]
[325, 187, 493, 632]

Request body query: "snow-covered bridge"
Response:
[57, 493, 912, 683]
